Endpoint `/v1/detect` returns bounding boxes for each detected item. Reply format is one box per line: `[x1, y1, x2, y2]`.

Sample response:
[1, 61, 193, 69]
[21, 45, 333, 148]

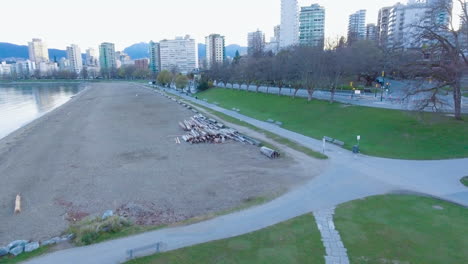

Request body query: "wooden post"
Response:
[14, 194, 21, 214]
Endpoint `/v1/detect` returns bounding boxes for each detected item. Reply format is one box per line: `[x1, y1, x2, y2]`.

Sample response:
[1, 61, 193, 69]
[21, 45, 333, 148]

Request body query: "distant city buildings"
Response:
[299, 4, 325, 48]
[205, 34, 225, 69]
[159, 35, 198, 74]
[248, 30, 265, 56]
[148, 41, 161, 75]
[28, 38, 49, 67]
[66, 44, 83, 74]
[99, 42, 117, 70]
[280, 0, 299, 48]
[348, 10, 367, 44]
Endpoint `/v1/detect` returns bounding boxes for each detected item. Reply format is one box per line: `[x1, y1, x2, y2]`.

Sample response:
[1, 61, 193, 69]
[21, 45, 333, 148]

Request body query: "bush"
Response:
[69, 215, 131, 245]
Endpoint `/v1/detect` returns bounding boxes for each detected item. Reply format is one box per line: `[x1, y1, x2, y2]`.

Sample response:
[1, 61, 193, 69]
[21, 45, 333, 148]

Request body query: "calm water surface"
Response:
[0, 83, 83, 139]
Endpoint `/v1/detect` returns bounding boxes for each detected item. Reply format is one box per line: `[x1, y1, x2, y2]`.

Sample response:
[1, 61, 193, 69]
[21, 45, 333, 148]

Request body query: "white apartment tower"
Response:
[205, 34, 225, 69]
[66, 44, 83, 74]
[299, 4, 325, 48]
[28, 38, 49, 66]
[159, 35, 198, 74]
[280, 0, 299, 48]
[348, 10, 367, 44]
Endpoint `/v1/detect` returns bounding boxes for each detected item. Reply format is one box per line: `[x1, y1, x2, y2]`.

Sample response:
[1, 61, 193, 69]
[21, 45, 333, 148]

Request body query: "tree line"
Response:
[199, 0, 467, 120]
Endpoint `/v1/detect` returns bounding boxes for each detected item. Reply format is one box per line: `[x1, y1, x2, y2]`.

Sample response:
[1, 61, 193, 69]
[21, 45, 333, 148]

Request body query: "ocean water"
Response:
[0, 83, 83, 140]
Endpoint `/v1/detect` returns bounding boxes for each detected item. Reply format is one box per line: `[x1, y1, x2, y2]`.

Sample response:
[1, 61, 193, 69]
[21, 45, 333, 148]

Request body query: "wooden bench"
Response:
[323, 136, 345, 147]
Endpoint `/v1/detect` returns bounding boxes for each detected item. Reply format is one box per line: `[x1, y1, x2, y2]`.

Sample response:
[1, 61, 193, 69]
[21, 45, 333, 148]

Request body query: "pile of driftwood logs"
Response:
[179, 114, 261, 145]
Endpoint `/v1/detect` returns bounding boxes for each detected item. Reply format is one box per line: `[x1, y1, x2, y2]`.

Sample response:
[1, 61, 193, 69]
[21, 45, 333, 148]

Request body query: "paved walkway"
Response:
[314, 208, 349, 264]
[26, 85, 468, 264]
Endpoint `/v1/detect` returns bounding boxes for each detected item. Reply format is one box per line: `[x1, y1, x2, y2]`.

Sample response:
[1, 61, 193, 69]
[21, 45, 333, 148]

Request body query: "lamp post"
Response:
[381, 71, 385, 102]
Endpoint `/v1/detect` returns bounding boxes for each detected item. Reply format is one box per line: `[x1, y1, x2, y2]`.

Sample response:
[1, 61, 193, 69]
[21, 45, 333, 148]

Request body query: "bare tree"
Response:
[403, 0, 467, 120]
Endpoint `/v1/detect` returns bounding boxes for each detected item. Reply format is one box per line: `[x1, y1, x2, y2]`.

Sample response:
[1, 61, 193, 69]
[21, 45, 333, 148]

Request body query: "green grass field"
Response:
[126, 214, 325, 264]
[198, 88, 468, 159]
[335, 195, 468, 264]
[0, 246, 50, 264]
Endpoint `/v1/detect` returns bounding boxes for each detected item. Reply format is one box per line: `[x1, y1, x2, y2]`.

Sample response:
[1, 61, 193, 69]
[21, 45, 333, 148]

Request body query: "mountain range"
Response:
[0, 42, 246, 61]
[0, 42, 69, 61]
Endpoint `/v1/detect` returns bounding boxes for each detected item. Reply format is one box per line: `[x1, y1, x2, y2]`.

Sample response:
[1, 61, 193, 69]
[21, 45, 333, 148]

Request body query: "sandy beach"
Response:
[0, 82, 324, 244]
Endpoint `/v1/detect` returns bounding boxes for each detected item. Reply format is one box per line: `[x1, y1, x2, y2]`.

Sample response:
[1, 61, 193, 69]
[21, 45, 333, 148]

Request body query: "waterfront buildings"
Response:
[148, 41, 161, 75]
[280, 0, 299, 48]
[205, 34, 225, 69]
[348, 10, 367, 44]
[28, 38, 49, 67]
[247, 30, 265, 56]
[99, 42, 117, 70]
[66, 44, 83, 74]
[299, 4, 325, 48]
[159, 35, 198, 74]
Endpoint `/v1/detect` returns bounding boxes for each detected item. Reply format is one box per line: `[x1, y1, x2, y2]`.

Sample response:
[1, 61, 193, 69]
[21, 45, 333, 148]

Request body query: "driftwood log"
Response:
[14, 194, 21, 214]
[260, 147, 280, 159]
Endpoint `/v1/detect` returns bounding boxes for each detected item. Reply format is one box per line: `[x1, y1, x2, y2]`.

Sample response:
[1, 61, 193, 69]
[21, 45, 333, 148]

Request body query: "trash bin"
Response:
[352, 145, 360, 154]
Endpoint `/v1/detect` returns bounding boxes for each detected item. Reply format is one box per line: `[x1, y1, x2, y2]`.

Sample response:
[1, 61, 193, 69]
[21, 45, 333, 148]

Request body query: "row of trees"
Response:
[203, 0, 467, 120]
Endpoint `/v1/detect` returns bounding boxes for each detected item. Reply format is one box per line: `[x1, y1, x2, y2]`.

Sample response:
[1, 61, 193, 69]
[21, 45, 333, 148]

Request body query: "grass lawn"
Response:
[0, 246, 50, 264]
[198, 88, 468, 159]
[461, 176, 468, 187]
[334, 195, 468, 264]
[126, 214, 325, 264]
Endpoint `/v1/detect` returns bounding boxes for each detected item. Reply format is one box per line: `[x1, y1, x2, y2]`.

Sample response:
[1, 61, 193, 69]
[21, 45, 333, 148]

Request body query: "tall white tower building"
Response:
[159, 35, 198, 74]
[205, 34, 225, 69]
[28, 38, 49, 66]
[66, 44, 83, 74]
[280, 0, 299, 48]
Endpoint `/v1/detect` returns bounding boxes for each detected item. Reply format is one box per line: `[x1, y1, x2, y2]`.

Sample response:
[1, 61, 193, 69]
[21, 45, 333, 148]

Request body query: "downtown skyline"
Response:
[2, 0, 416, 50]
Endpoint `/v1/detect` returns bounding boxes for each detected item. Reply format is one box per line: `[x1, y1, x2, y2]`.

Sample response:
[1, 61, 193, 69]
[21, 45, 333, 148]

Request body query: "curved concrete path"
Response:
[25, 85, 468, 264]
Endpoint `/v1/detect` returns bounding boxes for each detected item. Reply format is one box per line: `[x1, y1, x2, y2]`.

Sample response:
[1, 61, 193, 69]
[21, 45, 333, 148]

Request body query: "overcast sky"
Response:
[1, 0, 460, 51]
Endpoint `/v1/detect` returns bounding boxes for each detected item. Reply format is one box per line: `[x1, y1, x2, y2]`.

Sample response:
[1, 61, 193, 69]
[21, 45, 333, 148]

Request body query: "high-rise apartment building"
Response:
[85, 48, 98, 66]
[274, 25, 281, 43]
[28, 38, 49, 66]
[66, 44, 83, 74]
[280, 0, 299, 48]
[148, 41, 161, 75]
[159, 35, 198, 74]
[387, 0, 452, 49]
[99, 42, 117, 70]
[205, 34, 225, 69]
[366, 24, 378, 42]
[377, 7, 392, 47]
[299, 4, 325, 48]
[135, 59, 149, 69]
[348, 10, 367, 44]
[247, 30, 265, 56]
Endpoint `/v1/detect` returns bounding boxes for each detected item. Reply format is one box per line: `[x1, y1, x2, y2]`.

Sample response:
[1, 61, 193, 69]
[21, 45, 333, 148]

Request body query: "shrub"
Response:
[69, 215, 131, 245]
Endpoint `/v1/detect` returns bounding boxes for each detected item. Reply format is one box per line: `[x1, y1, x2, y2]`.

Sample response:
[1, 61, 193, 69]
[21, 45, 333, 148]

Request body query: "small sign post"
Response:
[322, 137, 326, 154]
[357, 135, 361, 147]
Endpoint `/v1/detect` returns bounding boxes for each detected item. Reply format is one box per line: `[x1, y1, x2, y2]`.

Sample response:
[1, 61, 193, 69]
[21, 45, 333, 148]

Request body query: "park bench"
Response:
[323, 136, 345, 147]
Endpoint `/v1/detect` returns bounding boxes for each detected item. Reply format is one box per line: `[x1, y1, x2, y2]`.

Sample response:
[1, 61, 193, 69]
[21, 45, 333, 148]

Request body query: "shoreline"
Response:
[0, 84, 88, 142]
